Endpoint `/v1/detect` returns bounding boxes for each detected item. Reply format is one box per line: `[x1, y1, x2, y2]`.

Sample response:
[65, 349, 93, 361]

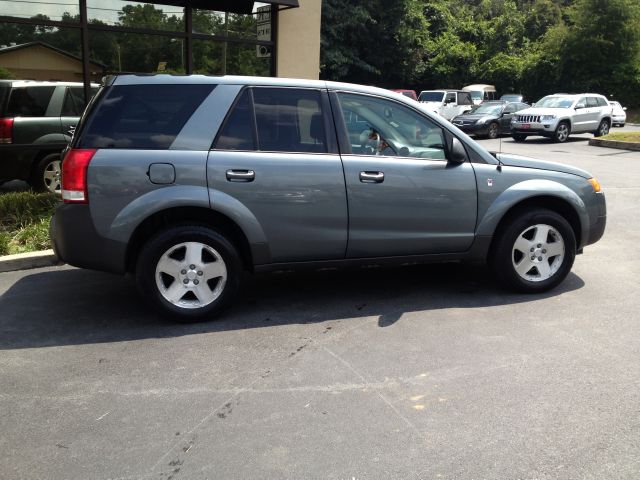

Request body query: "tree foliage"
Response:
[321, 0, 640, 106]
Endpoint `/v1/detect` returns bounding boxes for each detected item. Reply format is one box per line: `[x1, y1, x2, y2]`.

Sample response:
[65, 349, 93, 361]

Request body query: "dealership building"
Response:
[0, 0, 321, 99]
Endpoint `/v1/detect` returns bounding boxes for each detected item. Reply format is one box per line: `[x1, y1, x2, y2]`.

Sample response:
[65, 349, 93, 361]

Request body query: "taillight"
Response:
[0, 118, 13, 144]
[61, 149, 96, 203]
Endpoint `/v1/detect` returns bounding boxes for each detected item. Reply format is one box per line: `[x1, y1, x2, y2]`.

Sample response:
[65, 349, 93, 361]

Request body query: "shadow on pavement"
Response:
[0, 263, 584, 350]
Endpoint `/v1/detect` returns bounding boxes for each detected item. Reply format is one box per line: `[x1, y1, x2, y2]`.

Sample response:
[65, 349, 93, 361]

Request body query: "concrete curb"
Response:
[0, 249, 61, 273]
[589, 138, 640, 151]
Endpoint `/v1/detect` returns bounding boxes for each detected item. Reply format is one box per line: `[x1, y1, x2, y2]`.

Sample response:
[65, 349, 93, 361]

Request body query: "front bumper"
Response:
[510, 119, 559, 136]
[451, 121, 490, 136]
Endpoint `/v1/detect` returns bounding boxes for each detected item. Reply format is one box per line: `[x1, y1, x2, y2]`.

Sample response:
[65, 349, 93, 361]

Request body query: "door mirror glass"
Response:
[449, 137, 467, 164]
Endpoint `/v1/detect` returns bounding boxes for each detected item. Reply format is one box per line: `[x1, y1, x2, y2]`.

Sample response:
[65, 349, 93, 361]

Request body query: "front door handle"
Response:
[359, 171, 384, 183]
[226, 169, 255, 182]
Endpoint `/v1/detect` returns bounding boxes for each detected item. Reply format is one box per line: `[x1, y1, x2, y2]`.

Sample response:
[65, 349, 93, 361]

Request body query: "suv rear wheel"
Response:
[136, 226, 242, 322]
[553, 122, 570, 143]
[491, 208, 576, 293]
[594, 119, 610, 137]
[31, 153, 61, 193]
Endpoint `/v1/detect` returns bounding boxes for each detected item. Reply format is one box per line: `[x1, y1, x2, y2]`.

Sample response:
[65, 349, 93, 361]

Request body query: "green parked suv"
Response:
[51, 75, 606, 322]
[0, 80, 97, 192]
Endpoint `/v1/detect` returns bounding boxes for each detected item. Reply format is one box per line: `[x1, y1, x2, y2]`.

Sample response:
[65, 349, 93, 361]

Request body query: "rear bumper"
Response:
[50, 204, 127, 274]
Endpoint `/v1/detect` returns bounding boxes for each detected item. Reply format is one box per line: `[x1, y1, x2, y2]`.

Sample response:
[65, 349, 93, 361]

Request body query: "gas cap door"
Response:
[148, 163, 176, 184]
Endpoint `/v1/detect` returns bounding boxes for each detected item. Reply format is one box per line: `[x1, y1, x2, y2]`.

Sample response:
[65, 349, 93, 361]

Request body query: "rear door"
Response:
[208, 87, 348, 263]
[331, 91, 477, 258]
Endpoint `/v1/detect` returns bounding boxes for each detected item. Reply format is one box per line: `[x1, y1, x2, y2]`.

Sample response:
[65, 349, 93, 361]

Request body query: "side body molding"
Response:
[476, 179, 589, 241]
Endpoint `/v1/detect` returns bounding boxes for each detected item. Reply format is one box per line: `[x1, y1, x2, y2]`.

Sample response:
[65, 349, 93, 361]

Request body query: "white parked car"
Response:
[418, 89, 474, 120]
[609, 101, 626, 127]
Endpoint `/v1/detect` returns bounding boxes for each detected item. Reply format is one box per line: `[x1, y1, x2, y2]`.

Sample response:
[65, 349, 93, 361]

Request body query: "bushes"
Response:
[0, 191, 59, 255]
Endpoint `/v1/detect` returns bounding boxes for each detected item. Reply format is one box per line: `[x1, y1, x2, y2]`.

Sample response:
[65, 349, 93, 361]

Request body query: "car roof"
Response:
[0, 80, 99, 88]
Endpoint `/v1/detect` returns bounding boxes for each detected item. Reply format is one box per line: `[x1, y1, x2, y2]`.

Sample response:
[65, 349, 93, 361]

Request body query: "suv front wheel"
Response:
[552, 122, 571, 143]
[491, 209, 576, 293]
[136, 226, 242, 322]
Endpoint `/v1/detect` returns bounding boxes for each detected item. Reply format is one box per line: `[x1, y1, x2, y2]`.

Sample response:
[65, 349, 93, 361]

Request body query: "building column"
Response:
[276, 0, 321, 79]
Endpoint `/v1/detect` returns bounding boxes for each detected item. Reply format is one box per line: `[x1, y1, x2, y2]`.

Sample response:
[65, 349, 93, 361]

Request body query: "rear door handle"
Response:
[359, 171, 384, 183]
[226, 169, 255, 182]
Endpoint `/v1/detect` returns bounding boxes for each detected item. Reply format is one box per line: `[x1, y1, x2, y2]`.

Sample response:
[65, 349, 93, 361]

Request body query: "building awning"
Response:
[140, 1, 299, 14]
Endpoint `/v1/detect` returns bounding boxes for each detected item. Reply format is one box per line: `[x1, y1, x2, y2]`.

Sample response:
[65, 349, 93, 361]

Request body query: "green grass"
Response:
[0, 191, 59, 256]
[600, 131, 640, 143]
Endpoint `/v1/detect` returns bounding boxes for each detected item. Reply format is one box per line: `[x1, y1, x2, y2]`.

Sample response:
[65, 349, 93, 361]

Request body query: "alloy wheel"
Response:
[43, 160, 62, 193]
[511, 223, 565, 282]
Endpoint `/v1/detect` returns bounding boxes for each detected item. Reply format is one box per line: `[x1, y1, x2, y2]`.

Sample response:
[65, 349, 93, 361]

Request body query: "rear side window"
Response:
[596, 97, 608, 107]
[253, 88, 327, 153]
[78, 84, 214, 149]
[215, 90, 255, 150]
[458, 92, 473, 105]
[6, 86, 56, 117]
[62, 86, 99, 117]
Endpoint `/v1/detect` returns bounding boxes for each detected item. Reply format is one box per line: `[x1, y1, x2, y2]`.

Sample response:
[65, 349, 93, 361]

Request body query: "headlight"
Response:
[540, 115, 556, 121]
[476, 117, 489, 124]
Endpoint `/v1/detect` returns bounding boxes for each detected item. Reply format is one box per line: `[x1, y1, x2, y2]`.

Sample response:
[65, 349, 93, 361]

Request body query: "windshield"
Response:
[418, 91, 444, 102]
[535, 96, 574, 108]
[470, 103, 503, 115]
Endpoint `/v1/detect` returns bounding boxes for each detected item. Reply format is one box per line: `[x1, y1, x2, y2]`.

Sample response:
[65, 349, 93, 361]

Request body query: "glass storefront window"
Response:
[0, 0, 79, 22]
[193, 40, 270, 77]
[87, 0, 184, 32]
[90, 31, 184, 74]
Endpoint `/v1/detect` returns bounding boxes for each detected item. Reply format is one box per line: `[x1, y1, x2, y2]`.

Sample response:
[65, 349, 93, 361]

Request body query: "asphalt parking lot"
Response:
[1, 128, 640, 479]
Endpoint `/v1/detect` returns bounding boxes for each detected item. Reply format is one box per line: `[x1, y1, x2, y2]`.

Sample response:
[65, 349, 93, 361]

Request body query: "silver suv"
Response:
[510, 93, 612, 143]
[50, 75, 606, 322]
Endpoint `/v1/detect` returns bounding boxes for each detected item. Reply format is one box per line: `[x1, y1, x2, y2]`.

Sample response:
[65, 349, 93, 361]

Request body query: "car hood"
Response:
[495, 153, 591, 178]
[515, 107, 571, 116]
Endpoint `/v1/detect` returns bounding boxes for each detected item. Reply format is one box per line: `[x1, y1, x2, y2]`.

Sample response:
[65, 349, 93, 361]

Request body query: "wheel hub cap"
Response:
[155, 241, 227, 309]
[512, 224, 564, 282]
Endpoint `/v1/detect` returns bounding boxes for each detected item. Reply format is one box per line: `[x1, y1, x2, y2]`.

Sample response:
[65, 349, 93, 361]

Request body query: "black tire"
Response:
[487, 122, 500, 139]
[135, 226, 242, 322]
[512, 134, 527, 142]
[552, 121, 570, 143]
[593, 119, 610, 137]
[490, 208, 576, 293]
[30, 153, 62, 193]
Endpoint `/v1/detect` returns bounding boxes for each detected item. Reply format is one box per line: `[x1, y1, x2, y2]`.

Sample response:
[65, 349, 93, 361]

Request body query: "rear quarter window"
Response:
[77, 84, 214, 149]
[6, 86, 56, 117]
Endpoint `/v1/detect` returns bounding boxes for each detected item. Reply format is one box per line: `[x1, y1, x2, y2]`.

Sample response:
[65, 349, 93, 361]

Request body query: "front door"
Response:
[332, 92, 478, 258]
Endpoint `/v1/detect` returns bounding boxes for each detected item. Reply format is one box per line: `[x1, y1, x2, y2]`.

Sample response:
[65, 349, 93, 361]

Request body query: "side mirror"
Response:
[575, 103, 585, 109]
[449, 137, 467, 164]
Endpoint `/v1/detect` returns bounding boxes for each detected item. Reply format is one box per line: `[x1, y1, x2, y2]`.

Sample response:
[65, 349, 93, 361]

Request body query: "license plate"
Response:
[522, 124, 531, 129]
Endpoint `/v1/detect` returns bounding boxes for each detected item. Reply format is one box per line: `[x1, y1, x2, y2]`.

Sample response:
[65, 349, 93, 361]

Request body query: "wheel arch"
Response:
[485, 195, 583, 262]
[125, 206, 256, 274]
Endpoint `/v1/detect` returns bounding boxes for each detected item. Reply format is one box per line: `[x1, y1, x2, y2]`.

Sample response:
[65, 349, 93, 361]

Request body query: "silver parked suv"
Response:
[50, 75, 606, 322]
[511, 93, 612, 143]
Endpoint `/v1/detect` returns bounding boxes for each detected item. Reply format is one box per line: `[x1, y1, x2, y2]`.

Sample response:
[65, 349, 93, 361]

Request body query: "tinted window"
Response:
[6, 86, 55, 117]
[78, 84, 214, 149]
[0, 85, 9, 114]
[458, 92, 473, 105]
[418, 91, 444, 102]
[337, 92, 446, 161]
[586, 97, 598, 108]
[597, 97, 608, 107]
[253, 88, 327, 154]
[445, 92, 456, 103]
[62, 86, 99, 117]
[215, 89, 254, 150]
